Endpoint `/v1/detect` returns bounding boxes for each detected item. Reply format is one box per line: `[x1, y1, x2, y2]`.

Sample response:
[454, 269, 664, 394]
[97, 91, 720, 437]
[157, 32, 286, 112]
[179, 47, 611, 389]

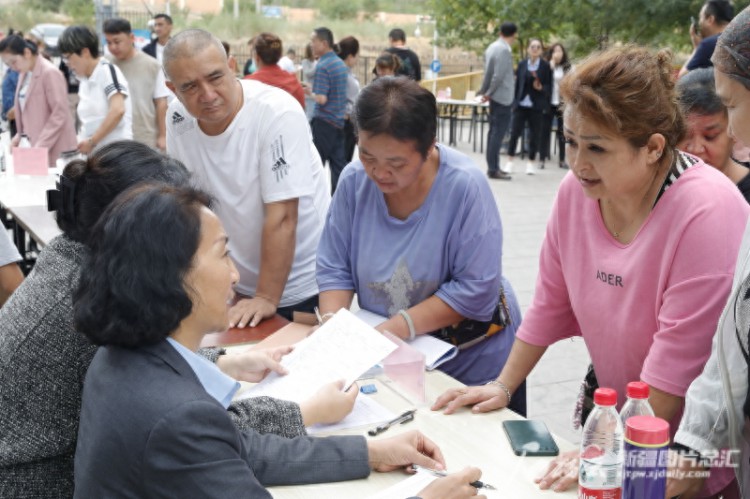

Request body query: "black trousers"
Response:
[507, 107, 544, 161]
[311, 118, 346, 194]
[276, 294, 319, 321]
[540, 104, 565, 163]
[343, 118, 357, 163]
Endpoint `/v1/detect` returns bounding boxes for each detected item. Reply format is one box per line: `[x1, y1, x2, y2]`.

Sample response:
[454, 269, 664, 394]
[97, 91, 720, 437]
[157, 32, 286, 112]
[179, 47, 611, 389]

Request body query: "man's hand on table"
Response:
[215, 345, 292, 382]
[534, 449, 579, 492]
[431, 384, 509, 415]
[228, 296, 277, 328]
[368, 430, 446, 473]
[418, 467, 486, 499]
[300, 379, 359, 426]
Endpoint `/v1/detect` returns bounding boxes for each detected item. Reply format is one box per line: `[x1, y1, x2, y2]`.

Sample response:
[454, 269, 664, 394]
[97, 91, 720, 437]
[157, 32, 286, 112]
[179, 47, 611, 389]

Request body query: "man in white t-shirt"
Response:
[104, 17, 169, 150]
[59, 25, 132, 153]
[164, 29, 330, 328]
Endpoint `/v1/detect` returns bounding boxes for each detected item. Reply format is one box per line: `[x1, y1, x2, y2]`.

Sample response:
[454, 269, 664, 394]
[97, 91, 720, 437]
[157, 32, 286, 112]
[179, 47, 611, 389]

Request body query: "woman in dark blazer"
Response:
[541, 43, 572, 168]
[505, 38, 552, 175]
[72, 183, 482, 498]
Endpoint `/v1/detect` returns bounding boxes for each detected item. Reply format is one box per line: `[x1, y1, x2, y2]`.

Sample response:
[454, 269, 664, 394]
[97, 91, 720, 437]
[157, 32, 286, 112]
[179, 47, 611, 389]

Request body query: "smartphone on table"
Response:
[502, 419, 560, 456]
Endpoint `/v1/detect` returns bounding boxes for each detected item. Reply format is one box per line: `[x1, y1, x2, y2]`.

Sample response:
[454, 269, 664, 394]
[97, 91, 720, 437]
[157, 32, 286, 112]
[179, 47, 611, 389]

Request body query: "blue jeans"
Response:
[486, 100, 512, 173]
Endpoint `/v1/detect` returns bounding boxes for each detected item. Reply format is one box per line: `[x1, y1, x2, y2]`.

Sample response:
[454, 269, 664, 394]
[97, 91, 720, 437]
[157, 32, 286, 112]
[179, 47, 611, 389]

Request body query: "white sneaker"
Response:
[501, 161, 513, 174]
[525, 161, 536, 175]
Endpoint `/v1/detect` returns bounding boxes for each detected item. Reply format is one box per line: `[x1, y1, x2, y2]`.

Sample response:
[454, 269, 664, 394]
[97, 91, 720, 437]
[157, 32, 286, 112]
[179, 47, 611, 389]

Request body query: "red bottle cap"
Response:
[625, 415, 670, 446]
[626, 381, 650, 399]
[593, 387, 617, 406]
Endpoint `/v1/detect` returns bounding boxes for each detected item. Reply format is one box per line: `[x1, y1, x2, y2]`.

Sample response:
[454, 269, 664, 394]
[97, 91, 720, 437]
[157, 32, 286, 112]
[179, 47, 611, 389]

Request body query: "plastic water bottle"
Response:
[620, 381, 654, 425]
[579, 387, 624, 499]
[446, 86, 452, 99]
[19, 134, 31, 148]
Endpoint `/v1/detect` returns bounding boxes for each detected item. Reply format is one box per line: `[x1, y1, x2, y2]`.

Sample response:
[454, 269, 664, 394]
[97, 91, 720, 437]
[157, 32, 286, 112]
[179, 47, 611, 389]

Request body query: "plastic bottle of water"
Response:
[19, 134, 31, 148]
[446, 86, 452, 99]
[619, 381, 654, 424]
[579, 387, 624, 499]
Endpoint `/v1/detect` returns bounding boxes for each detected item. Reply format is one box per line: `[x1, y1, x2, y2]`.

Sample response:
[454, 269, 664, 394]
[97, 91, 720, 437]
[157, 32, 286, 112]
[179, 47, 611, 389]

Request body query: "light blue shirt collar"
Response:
[166, 338, 240, 409]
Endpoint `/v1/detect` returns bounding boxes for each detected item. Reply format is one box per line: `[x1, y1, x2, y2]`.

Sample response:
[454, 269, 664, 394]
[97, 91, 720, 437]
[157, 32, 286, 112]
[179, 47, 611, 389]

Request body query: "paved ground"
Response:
[448, 132, 590, 446]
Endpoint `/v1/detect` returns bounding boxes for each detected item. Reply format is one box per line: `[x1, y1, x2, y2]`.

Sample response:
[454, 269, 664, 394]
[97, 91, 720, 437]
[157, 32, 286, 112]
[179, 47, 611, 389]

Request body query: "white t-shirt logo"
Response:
[271, 136, 290, 183]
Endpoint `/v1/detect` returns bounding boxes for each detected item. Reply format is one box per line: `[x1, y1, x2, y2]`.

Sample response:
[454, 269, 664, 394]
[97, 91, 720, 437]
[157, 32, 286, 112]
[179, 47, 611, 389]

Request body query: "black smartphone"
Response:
[690, 16, 698, 33]
[502, 420, 560, 456]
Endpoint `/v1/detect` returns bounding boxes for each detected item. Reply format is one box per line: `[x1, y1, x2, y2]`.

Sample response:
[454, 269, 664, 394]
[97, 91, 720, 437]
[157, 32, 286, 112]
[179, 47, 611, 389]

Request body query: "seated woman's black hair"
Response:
[54, 140, 190, 245]
[74, 184, 213, 348]
[353, 76, 437, 159]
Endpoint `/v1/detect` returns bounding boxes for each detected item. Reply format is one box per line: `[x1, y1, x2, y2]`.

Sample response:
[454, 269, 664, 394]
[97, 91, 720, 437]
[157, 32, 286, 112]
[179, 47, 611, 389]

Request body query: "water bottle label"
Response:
[578, 487, 622, 499]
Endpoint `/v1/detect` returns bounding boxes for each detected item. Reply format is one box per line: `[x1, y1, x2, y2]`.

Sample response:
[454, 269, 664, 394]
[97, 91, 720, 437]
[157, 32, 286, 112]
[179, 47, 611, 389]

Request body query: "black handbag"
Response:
[431, 286, 511, 351]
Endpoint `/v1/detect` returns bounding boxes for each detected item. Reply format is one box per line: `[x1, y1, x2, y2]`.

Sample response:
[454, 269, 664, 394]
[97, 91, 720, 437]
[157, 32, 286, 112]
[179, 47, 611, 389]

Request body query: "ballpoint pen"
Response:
[411, 464, 497, 490]
[367, 409, 416, 436]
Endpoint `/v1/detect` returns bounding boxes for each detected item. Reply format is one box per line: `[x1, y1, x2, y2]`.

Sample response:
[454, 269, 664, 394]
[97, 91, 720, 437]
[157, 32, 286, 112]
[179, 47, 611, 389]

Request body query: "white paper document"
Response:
[237, 309, 397, 404]
[354, 309, 457, 370]
[306, 395, 395, 435]
[365, 471, 437, 499]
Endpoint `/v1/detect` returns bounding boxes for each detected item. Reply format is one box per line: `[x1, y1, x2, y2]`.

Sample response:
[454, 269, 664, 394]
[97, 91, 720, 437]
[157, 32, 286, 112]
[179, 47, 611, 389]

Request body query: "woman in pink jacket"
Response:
[0, 35, 76, 167]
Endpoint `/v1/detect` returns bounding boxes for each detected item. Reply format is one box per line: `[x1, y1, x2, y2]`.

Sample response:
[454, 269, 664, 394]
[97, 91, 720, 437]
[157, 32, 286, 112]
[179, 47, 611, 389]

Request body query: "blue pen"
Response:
[411, 464, 497, 490]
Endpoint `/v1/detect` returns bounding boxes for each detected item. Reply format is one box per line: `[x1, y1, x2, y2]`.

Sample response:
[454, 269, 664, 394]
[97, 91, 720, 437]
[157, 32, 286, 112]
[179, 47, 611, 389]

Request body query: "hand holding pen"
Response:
[413, 465, 491, 498]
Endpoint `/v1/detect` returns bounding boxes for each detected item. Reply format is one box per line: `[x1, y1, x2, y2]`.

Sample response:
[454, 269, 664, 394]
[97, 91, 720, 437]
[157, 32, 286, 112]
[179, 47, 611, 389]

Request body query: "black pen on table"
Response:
[411, 464, 497, 490]
[367, 409, 416, 436]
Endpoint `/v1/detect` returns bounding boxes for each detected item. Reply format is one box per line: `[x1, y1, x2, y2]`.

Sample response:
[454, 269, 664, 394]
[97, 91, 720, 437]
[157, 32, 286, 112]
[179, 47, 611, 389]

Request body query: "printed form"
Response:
[237, 309, 397, 404]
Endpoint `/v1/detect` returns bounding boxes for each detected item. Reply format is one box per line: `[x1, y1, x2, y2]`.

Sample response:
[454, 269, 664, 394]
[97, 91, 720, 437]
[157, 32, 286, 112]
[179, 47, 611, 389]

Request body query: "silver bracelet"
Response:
[485, 380, 512, 405]
[398, 309, 416, 341]
[318, 312, 335, 325]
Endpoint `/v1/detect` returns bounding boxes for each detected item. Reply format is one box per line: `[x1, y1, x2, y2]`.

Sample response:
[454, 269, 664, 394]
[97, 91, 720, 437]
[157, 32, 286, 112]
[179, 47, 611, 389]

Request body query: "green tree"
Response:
[430, 0, 750, 57]
[61, 0, 95, 24]
[362, 0, 381, 20]
[319, 0, 360, 20]
[23, 0, 63, 13]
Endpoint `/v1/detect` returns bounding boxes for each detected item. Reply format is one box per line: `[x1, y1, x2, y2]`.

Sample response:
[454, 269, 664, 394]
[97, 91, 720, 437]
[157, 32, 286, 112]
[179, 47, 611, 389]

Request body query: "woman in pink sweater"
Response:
[433, 46, 750, 496]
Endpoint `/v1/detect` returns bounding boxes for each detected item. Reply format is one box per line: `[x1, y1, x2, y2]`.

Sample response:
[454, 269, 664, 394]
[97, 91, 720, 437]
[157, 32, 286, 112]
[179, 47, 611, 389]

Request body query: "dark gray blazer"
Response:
[74, 340, 370, 498]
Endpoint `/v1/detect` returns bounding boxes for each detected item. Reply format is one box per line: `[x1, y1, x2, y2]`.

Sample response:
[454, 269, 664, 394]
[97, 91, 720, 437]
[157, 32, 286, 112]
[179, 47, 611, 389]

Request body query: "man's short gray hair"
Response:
[162, 28, 226, 80]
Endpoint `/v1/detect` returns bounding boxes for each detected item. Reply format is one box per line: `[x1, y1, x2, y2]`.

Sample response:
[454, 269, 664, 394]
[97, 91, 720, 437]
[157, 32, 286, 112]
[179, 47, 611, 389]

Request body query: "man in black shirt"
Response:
[385, 28, 421, 81]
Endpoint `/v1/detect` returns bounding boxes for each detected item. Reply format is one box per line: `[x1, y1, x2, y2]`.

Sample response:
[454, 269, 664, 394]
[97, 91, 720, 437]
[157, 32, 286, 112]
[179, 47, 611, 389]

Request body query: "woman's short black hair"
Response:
[354, 76, 437, 158]
[58, 25, 100, 58]
[74, 184, 212, 348]
[676, 67, 725, 117]
[55, 140, 190, 245]
[0, 34, 38, 56]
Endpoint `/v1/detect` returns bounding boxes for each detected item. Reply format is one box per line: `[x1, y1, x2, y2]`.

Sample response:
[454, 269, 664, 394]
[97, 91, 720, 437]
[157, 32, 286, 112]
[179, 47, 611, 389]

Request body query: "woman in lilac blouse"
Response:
[316, 76, 526, 415]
